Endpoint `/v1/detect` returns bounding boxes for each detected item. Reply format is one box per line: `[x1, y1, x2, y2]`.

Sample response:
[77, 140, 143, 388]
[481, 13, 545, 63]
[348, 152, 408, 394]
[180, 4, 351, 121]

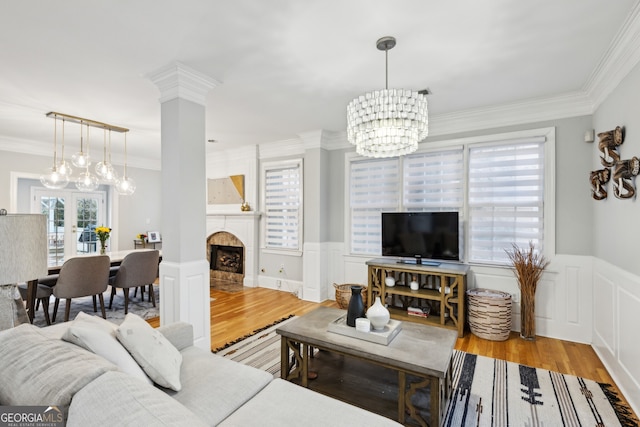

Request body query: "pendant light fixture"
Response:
[95, 129, 118, 183]
[44, 112, 133, 194]
[346, 36, 429, 158]
[115, 132, 135, 195]
[71, 119, 91, 168]
[75, 123, 99, 192]
[40, 114, 69, 189]
[56, 118, 73, 177]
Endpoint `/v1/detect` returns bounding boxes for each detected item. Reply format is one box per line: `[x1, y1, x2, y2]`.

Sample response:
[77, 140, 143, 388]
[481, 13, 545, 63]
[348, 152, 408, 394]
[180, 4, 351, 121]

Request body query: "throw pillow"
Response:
[62, 312, 152, 384]
[116, 313, 183, 391]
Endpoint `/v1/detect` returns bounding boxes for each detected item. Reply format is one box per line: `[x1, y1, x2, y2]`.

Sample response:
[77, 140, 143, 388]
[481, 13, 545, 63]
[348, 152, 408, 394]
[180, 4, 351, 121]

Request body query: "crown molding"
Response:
[584, 2, 640, 110]
[428, 91, 594, 137]
[258, 138, 304, 159]
[146, 61, 220, 106]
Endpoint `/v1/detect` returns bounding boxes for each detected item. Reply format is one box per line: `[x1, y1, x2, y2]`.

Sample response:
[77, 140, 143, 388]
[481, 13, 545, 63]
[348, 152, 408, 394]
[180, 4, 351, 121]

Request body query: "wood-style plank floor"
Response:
[149, 286, 638, 422]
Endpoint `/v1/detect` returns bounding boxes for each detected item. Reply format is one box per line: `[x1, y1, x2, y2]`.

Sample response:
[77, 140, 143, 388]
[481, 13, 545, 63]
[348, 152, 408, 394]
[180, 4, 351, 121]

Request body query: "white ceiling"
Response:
[0, 0, 638, 169]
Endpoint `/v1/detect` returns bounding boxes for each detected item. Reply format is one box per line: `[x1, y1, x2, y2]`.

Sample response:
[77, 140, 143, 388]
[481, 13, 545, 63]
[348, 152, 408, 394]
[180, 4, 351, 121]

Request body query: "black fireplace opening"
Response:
[210, 244, 244, 274]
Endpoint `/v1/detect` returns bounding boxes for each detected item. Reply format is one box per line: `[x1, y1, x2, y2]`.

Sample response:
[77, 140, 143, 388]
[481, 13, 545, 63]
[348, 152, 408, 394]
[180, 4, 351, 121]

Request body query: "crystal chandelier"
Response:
[347, 36, 428, 158]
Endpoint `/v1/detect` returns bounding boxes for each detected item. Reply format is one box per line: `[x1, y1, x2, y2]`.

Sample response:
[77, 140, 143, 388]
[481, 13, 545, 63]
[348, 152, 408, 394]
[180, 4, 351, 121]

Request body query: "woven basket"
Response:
[467, 288, 512, 341]
[333, 283, 367, 310]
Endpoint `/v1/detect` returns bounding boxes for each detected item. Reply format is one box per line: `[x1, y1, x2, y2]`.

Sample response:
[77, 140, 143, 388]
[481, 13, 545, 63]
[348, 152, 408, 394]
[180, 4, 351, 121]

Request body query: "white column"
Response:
[300, 130, 331, 302]
[147, 62, 219, 350]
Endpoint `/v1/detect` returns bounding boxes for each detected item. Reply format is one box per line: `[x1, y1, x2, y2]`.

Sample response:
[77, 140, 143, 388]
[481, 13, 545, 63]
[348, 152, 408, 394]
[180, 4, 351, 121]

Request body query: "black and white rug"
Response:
[31, 285, 159, 327]
[215, 317, 636, 427]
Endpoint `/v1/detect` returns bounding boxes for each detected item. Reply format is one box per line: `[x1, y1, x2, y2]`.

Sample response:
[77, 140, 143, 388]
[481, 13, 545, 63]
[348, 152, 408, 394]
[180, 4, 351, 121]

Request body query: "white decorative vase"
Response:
[385, 276, 395, 287]
[366, 297, 390, 331]
[410, 278, 419, 291]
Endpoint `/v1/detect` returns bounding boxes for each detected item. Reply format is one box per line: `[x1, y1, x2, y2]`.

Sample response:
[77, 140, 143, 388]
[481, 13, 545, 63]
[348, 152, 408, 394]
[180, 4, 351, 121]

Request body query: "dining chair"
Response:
[109, 250, 159, 314]
[51, 255, 111, 322]
[17, 283, 53, 325]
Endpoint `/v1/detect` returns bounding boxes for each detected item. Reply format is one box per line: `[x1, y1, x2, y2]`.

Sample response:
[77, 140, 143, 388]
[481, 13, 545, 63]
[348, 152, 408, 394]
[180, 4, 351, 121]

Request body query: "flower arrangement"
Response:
[505, 242, 549, 340]
[95, 226, 111, 254]
[137, 233, 147, 241]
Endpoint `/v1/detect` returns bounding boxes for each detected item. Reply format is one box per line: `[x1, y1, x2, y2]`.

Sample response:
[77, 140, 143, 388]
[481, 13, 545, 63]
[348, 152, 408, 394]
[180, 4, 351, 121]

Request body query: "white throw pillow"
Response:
[116, 313, 183, 391]
[61, 312, 152, 384]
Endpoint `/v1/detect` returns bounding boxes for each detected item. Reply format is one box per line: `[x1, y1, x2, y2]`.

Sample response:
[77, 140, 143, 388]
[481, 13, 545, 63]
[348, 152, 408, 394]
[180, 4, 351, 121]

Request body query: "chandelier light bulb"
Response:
[71, 151, 90, 168]
[40, 166, 69, 189]
[76, 171, 99, 192]
[116, 176, 136, 195]
[57, 159, 73, 177]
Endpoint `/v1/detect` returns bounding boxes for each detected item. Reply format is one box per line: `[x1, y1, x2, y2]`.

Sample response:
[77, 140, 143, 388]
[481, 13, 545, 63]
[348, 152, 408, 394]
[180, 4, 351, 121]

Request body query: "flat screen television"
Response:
[381, 212, 460, 264]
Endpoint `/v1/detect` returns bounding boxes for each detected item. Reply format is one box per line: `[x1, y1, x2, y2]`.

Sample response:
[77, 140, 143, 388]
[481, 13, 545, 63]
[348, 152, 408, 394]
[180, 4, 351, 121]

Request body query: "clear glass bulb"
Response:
[103, 165, 118, 183]
[75, 171, 99, 192]
[116, 176, 136, 195]
[95, 161, 110, 177]
[57, 160, 73, 177]
[40, 166, 69, 189]
[72, 151, 91, 168]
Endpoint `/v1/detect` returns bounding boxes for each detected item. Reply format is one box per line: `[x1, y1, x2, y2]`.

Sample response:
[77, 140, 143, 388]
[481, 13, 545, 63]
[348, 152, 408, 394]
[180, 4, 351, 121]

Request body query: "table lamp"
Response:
[0, 211, 48, 330]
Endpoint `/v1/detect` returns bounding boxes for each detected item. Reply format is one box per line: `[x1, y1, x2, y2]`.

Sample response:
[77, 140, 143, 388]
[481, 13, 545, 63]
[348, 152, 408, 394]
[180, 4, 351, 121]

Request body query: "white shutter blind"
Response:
[403, 149, 464, 211]
[468, 139, 545, 263]
[265, 164, 301, 250]
[350, 158, 400, 254]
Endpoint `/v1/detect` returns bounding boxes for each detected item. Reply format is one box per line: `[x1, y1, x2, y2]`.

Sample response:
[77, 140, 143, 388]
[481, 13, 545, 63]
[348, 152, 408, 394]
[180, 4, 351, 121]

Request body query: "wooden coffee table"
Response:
[276, 307, 457, 427]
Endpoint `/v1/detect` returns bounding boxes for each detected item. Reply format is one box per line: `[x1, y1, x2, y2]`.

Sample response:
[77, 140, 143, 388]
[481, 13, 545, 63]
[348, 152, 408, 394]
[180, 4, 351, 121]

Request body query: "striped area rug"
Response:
[214, 317, 635, 426]
[213, 315, 295, 378]
[444, 350, 635, 427]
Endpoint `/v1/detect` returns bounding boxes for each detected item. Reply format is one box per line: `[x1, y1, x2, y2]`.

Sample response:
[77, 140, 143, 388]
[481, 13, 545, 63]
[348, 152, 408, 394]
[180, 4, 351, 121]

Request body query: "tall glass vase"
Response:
[520, 292, 536, 340]
[100, 241, 106, 255]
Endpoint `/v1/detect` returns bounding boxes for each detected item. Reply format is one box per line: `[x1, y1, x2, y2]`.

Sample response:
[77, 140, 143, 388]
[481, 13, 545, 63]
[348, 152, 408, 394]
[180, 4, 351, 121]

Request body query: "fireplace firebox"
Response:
[210, 244, 244, 274]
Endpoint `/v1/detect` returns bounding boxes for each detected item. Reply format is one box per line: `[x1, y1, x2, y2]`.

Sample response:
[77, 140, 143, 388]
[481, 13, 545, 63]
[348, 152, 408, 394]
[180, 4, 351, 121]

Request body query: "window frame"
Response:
[260, 158, 304, 256]
[345, 127, 556, 265]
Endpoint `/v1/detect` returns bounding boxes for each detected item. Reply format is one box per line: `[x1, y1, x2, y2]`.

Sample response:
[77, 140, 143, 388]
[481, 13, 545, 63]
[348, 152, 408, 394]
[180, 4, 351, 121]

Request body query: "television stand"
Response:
[366, 258, 468, 337]
[397, 259, 441, 267]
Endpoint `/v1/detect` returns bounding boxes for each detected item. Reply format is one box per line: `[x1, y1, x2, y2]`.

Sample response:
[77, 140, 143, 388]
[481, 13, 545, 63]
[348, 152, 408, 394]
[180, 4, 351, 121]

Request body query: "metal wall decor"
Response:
[590, 125, 640, 200]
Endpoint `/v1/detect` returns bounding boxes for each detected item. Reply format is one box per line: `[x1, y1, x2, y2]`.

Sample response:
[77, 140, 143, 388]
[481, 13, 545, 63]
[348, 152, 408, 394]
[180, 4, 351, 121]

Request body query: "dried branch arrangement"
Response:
[505, 242, 549, 339]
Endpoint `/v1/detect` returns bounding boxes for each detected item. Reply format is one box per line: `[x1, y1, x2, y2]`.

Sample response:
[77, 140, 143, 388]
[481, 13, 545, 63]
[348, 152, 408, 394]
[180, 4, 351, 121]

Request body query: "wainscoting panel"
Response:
[592, 258, 640, 417]
[594, 272, 616, 355]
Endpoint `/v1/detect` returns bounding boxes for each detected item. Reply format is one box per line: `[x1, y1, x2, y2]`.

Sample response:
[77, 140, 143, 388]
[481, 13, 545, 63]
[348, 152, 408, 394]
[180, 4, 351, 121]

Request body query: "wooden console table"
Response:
[366, 258, 468, 338]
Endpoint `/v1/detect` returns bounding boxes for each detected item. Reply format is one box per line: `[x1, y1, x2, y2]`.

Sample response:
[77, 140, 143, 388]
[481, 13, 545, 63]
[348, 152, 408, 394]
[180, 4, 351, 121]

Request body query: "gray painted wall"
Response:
[593, 61, 640, 276]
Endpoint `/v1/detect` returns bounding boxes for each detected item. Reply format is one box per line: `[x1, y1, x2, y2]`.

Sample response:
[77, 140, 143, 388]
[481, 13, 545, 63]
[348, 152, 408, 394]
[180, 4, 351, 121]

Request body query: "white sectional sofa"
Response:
[0, 313, 400, 426]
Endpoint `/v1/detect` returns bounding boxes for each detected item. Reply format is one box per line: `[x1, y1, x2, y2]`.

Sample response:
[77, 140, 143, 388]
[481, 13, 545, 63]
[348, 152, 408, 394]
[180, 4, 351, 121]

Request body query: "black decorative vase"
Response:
[346, 285, 365, 327]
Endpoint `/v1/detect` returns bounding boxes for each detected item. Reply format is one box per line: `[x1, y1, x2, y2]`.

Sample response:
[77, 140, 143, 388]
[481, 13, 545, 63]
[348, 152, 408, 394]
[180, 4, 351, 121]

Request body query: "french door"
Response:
[32, 189, 107, 266]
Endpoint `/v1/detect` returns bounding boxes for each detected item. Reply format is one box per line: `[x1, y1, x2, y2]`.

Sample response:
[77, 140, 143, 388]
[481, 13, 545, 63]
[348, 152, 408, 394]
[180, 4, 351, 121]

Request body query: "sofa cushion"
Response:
[0, 323, 116, 406]
[116, 313, 182, 391]
[62, 312, 151, 384]
[67, 371, 207, 427]
[162, 346, 272, 426]
[219, 378, 402, 426]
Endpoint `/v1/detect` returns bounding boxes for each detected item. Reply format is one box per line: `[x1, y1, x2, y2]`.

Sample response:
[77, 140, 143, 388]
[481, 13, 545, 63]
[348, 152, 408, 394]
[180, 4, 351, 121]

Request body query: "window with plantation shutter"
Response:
[263, 160, 302, 252]
[403, 149, 464, 211]
[350, 158, 400, 255]
[468, 138, 545, 264]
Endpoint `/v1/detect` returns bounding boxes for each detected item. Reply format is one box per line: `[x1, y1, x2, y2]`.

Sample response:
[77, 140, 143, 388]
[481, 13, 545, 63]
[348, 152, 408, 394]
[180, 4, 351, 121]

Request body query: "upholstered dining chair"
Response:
[109, 250, 159, 314]
[17, 283, 53, 325]
[51, 255, 111, 322]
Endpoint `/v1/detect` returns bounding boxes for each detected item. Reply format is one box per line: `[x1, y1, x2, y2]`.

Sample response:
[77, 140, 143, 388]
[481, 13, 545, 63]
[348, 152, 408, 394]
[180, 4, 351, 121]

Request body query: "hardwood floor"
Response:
[149, 286, 638, 422]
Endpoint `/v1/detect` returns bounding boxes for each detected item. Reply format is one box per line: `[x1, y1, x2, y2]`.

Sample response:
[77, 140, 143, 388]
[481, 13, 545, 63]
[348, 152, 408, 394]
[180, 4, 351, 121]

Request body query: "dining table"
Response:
[25, 249, 161, 324]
